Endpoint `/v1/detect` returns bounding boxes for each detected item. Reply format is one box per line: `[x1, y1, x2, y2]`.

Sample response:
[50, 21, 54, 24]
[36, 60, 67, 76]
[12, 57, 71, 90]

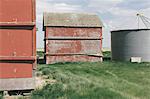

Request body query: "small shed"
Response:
[43, 12, 103, 64]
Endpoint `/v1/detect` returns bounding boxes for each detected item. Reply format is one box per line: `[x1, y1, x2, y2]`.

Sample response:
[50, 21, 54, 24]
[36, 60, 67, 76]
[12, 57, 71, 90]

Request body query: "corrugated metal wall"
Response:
[111, 29, 150, 62]
[0, 0, 36, 91]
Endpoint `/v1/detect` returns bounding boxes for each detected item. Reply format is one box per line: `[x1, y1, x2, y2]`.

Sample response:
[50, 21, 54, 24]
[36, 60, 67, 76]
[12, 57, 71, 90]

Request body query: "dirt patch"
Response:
[4, 96, 30, 99]
[36, 76, 56, 89]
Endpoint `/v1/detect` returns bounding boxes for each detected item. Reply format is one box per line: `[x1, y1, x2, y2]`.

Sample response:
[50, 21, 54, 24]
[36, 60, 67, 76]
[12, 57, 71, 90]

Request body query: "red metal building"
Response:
[0, 0, 36, 91]
[43, 13, 103, 64]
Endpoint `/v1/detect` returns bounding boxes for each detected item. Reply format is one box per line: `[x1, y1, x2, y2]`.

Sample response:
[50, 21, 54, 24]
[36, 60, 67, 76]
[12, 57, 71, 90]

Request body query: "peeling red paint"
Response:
[46, 55, 102, 64]
[45, 27, 102, 64]
[47, 27, 102, 37]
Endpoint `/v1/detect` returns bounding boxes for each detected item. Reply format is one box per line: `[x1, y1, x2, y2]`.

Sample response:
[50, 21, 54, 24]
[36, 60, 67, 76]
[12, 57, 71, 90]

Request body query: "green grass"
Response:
[37, 51, 44, 58]
[0, 92, 3, 99]
[103, 51, 111, 57]
[31, 62, 150, 99]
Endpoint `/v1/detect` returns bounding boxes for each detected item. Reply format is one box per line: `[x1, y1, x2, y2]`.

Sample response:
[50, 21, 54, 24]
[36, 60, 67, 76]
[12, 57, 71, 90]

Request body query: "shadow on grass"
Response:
[0, 92, 3, 99]
[37, 58, 45, 64]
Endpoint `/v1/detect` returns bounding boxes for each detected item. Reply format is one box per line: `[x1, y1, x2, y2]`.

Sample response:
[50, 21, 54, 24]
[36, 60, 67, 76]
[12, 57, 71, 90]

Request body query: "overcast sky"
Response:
[36, 0, 150, 49]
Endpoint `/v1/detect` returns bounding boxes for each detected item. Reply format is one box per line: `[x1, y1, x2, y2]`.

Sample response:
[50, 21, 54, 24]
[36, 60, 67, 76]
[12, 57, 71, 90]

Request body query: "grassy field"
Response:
[31, 62, 150, 99]
[1, 51, 150, 99]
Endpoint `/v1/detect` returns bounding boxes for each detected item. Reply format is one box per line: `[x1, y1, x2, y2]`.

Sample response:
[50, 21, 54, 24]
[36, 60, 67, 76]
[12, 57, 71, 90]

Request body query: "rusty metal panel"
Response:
[45, 27, 102, 64]
[46, 55, 103, 64]
[0, 63, 33, 78]
[0, 0, 36, 91]
[46, 40, 101, 54]
[0, 27, 36, 89]
[0, 0, 35, 23]
[0, 28, 33, 56]
[0, 30, 36, 90]
[46, 27, 103, 49]
[0, 27, 36, 79]
[46, 27, 102, 37]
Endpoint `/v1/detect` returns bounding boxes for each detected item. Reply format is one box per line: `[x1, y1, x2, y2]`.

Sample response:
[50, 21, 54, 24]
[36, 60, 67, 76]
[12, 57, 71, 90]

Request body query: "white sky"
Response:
[36, 0, 150, 49]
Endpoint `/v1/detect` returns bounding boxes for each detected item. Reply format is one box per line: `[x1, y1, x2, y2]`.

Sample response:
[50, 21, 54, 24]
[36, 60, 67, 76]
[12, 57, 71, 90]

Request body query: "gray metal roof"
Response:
[43, 12, 103, 27]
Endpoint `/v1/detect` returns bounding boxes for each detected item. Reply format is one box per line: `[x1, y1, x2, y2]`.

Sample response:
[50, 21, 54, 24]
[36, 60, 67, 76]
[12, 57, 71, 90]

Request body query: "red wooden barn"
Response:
[0, 0, 36, 91]
[43, 12, 103, 64]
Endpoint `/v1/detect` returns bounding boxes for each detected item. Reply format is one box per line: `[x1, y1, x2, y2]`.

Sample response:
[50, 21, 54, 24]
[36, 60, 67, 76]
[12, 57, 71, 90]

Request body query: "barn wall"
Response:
[45, 27, 102, 64]
[0, 0, 36, 91]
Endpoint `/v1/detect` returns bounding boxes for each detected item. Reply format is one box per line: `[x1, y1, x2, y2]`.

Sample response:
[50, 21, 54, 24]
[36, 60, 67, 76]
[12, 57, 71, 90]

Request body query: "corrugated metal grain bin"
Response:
[43, 13, 103, 64]
[0, 0, 36, 91]
[111, 29, 150, 62]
